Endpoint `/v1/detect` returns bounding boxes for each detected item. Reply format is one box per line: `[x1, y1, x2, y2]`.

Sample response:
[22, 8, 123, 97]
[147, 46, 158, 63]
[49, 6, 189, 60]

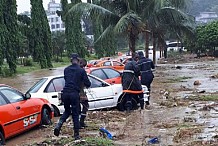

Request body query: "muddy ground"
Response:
[6, 54, 218, 146]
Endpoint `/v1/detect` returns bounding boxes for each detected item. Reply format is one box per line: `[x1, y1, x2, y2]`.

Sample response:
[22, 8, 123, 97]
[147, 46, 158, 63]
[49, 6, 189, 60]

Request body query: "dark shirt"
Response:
[121, 60, 142, 91]
[137, 57, 155, 73]
[63, 63, 91, 93]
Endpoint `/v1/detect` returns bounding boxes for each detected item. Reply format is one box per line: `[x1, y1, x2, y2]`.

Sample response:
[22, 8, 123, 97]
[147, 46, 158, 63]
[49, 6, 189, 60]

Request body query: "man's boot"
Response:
[54, 120, 64, 136]
[74, 129, 80, 140]
[80, 115, 87, 128]
[146, 96, 150, 105]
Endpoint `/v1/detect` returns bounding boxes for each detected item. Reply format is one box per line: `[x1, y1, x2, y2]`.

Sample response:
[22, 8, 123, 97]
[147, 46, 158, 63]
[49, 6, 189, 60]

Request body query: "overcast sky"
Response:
[17, 0, 86, 13]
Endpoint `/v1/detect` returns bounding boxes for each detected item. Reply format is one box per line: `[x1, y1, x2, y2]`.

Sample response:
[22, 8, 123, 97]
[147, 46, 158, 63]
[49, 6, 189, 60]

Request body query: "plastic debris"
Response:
[148, 137, 159, 144]
[99, 127, 113, 139]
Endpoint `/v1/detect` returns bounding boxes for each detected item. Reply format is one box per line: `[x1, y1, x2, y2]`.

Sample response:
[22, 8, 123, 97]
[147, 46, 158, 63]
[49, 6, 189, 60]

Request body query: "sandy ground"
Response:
[6, 54, 218, 146]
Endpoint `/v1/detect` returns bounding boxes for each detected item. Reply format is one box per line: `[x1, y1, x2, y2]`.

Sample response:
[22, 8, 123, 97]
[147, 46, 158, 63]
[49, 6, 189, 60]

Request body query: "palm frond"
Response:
[114, 12, 144, 34]
[94, 25, 114, 43]
[68, 2, 119, 22]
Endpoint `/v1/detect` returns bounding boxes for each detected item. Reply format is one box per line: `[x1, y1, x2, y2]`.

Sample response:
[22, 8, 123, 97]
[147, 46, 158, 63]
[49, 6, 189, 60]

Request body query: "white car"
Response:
[27, 74, 149, 116]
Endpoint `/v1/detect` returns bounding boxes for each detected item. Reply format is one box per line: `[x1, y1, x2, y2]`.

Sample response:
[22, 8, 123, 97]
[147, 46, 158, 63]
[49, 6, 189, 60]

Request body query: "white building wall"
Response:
[47, 0, 65, 32]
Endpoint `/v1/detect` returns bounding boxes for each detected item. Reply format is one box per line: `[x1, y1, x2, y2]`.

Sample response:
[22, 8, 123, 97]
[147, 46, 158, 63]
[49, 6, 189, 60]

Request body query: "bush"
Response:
[0, 67, 13, 77]
[23, 58, 33, 66]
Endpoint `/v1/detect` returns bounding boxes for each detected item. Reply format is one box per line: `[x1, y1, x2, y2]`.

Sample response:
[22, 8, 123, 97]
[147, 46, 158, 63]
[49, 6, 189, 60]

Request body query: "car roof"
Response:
[40, 74, 110, 85]
[0, 84, 11, 88]
[85, 67, 120, 73]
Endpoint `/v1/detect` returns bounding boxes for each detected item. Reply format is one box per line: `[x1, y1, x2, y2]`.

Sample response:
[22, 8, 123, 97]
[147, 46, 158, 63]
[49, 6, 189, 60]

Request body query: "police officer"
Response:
[121, 57, 144, 112]
[137, 51, 155, 105]
[54, 53, 91, 140]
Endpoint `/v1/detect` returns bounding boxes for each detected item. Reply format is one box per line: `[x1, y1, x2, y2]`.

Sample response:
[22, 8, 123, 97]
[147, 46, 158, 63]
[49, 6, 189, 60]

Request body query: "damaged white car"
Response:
[27, 74, 149, 116]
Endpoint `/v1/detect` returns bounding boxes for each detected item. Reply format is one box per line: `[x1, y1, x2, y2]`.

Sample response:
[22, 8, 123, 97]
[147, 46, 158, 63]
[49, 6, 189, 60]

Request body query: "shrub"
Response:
[23, 58, 33, 66]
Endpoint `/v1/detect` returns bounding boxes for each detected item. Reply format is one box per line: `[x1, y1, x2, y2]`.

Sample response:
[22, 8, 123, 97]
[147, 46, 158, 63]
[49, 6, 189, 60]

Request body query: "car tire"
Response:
[52, 105, 60, 117]
[0, 131, 5, 145]
[117, 95, 139, 111]
[41, 108, 52, 125]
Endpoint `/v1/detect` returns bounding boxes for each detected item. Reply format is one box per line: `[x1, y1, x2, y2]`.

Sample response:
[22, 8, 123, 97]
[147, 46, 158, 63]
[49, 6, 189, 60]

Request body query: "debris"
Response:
[99, 127, 113, 139]
[148, 137, 159, 144]
[198, 90, 206, 93]
[210, 74, 218, 79]
[175, 65, 182, 69]
[183, 116, 196, 122]
[208, 125, 215, 128]
[194, 80, 201, 85]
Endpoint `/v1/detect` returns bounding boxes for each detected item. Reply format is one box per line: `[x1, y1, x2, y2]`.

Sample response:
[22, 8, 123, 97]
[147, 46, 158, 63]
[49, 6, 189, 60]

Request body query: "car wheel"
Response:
[52, 105, 60, 117]
[41, 108, 52, 125]
[117, 95, 139, 111]
[0, 131, 5, 145]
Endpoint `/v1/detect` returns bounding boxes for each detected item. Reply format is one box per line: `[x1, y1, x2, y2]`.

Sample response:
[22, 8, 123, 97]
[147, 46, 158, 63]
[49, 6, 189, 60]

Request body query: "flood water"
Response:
[2, 59, 218, 145]
[0, 66, 66, 92]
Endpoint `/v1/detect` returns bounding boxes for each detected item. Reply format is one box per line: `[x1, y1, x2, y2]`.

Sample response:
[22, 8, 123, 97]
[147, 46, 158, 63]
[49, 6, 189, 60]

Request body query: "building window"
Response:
[61, 23, 65, 28]
[56, 24, 60, 28]
[51, 24, 55, 29]
[51, 18, 54, 23]
[56, 17, 59, 22]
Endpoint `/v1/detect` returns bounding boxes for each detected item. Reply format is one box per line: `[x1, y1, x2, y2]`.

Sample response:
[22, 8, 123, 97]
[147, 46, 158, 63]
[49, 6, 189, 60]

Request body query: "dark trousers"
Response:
[125, 93, 144, 110]
[59, 92, 80, 130]
[81, 100, 89, 116]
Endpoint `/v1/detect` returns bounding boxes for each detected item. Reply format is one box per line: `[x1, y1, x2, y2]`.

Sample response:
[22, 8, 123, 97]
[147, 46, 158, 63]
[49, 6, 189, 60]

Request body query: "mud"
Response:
[4, 54, 218, 146]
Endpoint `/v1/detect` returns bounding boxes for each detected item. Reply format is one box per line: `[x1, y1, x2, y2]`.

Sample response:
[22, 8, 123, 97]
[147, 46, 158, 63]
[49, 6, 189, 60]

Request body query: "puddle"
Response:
[158, 61, 218, 93]
[185, 101, 218, 142]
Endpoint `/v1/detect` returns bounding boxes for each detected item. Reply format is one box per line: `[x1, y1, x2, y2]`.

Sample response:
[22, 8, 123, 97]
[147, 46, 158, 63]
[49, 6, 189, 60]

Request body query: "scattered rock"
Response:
[175, 65, 182, 69]
[198, 90, 206, 93]
[210, 74, 218, 79]
[184, 116, 196, 122]
[194, 80, 201, 85]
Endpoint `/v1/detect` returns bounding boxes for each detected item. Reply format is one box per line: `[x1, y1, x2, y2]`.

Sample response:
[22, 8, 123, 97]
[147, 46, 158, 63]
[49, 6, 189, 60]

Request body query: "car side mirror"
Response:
[25, 92, 31, 100]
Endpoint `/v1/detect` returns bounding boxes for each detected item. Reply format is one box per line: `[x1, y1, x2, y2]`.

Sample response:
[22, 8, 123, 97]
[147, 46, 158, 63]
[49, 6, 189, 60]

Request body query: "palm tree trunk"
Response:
[129, 32, 136, 58]
[152, 32, 156, 65]
[144, 23, 149, 58]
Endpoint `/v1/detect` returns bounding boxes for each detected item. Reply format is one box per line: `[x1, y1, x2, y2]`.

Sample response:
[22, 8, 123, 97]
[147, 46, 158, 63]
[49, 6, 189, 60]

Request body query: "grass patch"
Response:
[16, 61, 70, 75]
[84, 137, 115, 146]
[189, 95, 218, 101]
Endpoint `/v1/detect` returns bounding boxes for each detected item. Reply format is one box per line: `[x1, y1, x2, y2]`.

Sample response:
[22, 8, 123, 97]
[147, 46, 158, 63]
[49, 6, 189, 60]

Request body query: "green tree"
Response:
[18, 14, 31, 58]
[0, 0, 6, 73]
[30, 0, 53, 68]
[51, 31, 65, 61]
[68, 1, 145, 58]
[60, 0, 87, 58]
[3, 0, 19, 73]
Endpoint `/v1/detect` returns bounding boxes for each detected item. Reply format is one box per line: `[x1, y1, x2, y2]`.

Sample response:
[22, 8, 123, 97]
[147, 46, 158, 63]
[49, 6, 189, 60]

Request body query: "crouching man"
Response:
[121, 57, 144, 112]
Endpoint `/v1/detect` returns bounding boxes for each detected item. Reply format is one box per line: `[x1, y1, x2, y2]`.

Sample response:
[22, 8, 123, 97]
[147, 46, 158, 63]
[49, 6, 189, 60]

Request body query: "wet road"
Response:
[2, 59, 218, 145]
[1, 67, 66, 146]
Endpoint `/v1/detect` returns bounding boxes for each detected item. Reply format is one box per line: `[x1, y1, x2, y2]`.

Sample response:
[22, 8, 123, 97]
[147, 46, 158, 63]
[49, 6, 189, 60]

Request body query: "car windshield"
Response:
[27, 78, 48, 93]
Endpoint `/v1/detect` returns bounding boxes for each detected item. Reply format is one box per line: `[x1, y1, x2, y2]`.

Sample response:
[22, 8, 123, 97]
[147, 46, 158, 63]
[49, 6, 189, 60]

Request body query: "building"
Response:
[47, 0, 65, 32]
[196, 12, 218, 24]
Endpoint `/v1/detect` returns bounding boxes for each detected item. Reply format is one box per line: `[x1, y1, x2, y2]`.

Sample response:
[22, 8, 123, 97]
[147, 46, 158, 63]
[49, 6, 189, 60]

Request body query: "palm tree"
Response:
[68, 0, 145, 58]
[68, 0, 195, 60]
[139, 0, 195, 62]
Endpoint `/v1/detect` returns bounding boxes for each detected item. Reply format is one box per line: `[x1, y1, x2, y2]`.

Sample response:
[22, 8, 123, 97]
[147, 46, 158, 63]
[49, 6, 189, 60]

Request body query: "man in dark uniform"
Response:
[121, 57, 144, 112]
[137, 51, 155, 105]
[54, 53, 91, 140]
